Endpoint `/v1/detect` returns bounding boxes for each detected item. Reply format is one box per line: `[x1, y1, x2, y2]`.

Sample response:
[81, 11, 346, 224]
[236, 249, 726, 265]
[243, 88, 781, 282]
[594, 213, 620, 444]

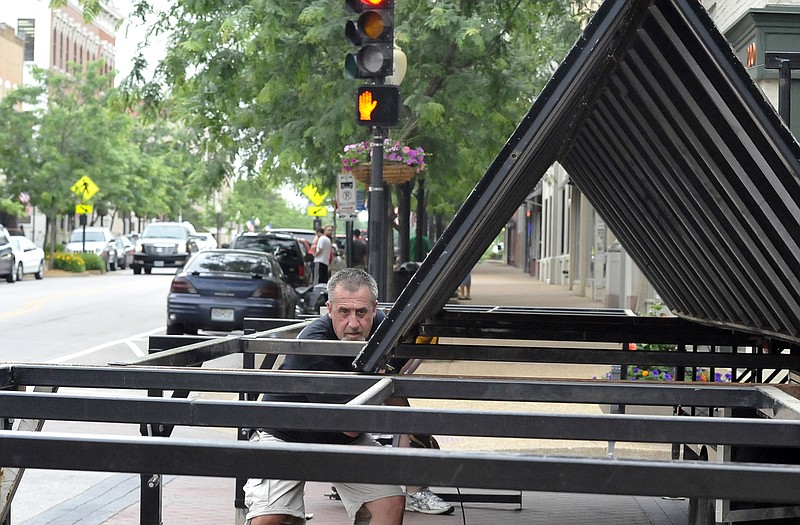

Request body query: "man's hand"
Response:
[358, 90, 378, 121]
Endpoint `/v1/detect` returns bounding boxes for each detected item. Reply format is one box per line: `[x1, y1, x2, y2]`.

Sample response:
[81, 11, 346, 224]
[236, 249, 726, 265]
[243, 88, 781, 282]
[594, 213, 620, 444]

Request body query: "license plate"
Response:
[211, 308, 235, 322]
[154, 260, 165, 267]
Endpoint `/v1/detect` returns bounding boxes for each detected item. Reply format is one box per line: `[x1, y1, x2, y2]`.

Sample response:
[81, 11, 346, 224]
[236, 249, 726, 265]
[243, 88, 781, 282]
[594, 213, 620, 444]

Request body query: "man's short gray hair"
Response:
[327, 268, 378, 303]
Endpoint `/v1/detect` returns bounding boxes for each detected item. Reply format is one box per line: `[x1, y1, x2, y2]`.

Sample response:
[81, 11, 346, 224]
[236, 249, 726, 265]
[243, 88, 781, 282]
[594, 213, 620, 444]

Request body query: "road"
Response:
[0, 268, 238, 523]
[0, 269, 174, 364]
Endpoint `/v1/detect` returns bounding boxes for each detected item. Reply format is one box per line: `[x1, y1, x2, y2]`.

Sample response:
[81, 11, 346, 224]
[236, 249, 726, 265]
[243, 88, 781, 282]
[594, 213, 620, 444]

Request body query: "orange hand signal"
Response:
[358, 89, 378, 121]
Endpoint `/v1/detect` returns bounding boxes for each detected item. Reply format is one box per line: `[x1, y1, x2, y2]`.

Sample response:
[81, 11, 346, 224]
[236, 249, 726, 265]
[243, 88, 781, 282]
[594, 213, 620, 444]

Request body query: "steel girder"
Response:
[2, 431, 800, 505]
[2, 390, 800, 447]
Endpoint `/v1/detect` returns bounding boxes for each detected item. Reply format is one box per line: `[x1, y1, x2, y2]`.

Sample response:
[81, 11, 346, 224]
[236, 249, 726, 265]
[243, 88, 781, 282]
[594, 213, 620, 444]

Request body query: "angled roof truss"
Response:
[356, 0, 800, 372]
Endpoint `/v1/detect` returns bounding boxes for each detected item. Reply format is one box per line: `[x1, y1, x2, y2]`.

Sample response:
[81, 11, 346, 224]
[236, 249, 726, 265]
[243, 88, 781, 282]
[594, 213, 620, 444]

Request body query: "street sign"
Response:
[71, 175, 99, 201]
[301, 184, 328, 206]
[75, 204, 93, 214]
[308, 206, 328, 217]
[337, 172, 357, 216]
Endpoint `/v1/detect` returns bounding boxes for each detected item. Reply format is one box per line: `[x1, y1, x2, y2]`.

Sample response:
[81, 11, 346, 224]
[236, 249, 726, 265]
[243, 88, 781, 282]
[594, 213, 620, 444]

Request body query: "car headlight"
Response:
[176, 241, 187, 253]
[135, 241, 143, 253]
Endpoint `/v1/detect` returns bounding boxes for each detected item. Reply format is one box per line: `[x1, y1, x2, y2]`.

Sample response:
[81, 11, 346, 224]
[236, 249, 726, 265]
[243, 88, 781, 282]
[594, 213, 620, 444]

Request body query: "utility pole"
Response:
[344, 0, 399, 302]
[367, 127, 388, 299]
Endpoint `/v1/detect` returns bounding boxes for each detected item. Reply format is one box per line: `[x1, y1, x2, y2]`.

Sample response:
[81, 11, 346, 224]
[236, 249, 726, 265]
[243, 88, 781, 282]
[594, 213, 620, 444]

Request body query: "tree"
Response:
[114, 0, 584, 213]
[0, 61, 204, 260]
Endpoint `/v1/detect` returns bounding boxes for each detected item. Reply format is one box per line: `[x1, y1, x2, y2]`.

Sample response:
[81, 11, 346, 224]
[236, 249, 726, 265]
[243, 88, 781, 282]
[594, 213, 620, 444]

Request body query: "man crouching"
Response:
[244, 268, 405, 525]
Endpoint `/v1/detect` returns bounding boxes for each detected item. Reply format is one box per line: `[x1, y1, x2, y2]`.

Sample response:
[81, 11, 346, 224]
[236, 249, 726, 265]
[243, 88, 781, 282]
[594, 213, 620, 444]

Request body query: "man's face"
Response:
[325, 226, 334, 237]
[327, 285, 377, 341]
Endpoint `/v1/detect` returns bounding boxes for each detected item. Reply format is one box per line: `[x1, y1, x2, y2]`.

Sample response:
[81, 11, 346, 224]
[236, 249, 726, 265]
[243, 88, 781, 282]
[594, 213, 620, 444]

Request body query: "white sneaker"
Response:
[405, 487, 455, 515]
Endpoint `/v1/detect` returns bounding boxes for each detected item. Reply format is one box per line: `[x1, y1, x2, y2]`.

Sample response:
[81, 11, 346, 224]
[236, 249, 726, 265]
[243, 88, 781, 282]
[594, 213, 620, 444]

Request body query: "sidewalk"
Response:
[17, 262, 689, 524]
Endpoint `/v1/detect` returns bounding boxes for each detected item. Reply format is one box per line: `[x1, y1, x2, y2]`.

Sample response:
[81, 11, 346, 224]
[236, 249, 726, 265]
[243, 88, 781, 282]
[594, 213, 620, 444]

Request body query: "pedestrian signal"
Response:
[356, 85, 401, 127]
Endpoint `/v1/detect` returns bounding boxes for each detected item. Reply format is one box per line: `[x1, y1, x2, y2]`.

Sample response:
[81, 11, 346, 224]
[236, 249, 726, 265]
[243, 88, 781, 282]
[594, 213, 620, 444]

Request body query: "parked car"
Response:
[268, 228, 316, 250]
[194, 232, 218, 251]
[166, 249, 298, 335]
[132, 222, 199, 275]
[298, 282, 328, 315]
[231, 232, 311, 288]
[64, 226, 118, 271]
[113, 236, 135, 270]
[267, 228, 346, 273]
[9, 236, 45, 280]
[0, 225, 16, 283]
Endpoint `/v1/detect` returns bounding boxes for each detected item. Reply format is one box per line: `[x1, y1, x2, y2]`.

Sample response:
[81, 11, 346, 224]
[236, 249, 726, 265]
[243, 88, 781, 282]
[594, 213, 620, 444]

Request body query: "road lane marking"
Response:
[48, 326, 164, 364]
[0, 298, 49, 320]
[126, 339, 146, 357]
[0, 281, 164, 320]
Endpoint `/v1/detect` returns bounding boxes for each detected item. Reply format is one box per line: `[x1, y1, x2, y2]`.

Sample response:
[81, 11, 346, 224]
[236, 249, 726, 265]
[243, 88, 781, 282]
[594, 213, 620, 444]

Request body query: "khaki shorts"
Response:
[244, 430, 404, 524]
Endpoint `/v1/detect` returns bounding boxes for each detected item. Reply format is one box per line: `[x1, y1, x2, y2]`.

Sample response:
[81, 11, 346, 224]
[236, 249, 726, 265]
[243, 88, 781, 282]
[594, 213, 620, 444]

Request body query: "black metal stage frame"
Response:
[2, 308, 800, 524]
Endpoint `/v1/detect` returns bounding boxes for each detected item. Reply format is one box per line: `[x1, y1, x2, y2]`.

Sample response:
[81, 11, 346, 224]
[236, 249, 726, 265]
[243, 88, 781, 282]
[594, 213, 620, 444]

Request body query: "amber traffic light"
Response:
[344, 0, 394, 79]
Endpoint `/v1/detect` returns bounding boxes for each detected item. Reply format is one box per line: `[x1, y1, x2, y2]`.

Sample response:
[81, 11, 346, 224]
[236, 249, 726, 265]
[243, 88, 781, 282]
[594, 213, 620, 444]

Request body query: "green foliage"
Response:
[78, 252, 107, 272]
[0, 61, 206, 231]
[121, 0, 586, 220]
[53, 253, 86, 273]
[44, 243, 65, 254]
[221, 179, 316, 231]
[0, 197, 24, 217]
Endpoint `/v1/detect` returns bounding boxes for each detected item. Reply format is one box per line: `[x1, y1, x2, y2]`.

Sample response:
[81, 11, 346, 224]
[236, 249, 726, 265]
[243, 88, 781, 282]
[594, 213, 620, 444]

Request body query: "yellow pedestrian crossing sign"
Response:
[302, 184, 328, 206]
[307, 206, 327, 217]
[71, 176, 99, 201]
[75, 204, 93, 214]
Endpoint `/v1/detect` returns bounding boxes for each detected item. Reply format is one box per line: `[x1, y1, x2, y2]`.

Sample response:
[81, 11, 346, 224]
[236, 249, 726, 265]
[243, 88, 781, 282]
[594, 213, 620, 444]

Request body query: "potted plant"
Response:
[341, 139, 427, 185]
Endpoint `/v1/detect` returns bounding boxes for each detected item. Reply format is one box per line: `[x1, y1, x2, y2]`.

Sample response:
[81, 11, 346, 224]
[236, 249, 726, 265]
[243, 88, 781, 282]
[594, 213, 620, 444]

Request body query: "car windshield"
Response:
[69, 230, 107, 242]
[142, 225, 186, 239]
[185, 251, 271, 276]
[233, 236, 294, 255]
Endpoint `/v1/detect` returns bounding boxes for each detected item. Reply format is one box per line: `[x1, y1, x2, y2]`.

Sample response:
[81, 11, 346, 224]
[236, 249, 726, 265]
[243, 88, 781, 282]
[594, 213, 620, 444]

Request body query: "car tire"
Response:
[35, 261, 44, 280]
[109, 258, 117, 271]
[144, 267, 152, 274]
[15, 263, 23, 282]
[133, 266, 142, 275]
[6, 259, 16, 283]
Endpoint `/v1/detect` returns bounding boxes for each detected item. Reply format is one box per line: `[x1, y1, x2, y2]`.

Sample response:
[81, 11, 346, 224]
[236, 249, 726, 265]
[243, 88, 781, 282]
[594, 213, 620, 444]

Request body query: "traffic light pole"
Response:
[367, 126, 389, 302]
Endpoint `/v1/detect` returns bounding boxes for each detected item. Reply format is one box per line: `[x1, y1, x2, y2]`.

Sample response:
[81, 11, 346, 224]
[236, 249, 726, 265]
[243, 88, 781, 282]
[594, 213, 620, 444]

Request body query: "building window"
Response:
[17, 19, 35, 61]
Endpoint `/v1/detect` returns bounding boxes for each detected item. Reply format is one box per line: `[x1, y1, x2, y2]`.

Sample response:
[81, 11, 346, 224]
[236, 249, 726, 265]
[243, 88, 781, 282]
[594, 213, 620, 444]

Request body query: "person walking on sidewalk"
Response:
[350, 228, 368, 270]
[244, 269, 404, 524]
[312, 226, 332, 284]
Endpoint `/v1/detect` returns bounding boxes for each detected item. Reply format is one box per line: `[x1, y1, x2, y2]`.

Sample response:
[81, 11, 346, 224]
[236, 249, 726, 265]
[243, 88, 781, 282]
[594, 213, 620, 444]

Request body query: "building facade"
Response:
[0, 0, 122, 244]
[509, 0, 800, 314]
[0, 22, 24, 101]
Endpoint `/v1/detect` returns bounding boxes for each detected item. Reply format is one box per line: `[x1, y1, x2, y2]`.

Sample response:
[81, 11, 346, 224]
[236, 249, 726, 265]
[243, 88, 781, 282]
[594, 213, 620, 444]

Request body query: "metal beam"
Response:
[2, 365, 766, 407]
[1, 392, 797, 447]
[2, 431, 800, 504]
[392, 343, 800, 369]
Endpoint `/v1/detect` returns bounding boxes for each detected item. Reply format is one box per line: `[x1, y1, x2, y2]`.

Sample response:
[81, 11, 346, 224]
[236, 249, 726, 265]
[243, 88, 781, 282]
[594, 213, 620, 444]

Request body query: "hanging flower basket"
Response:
[342, 139, 427, 186]
[351, 162, 416, 186]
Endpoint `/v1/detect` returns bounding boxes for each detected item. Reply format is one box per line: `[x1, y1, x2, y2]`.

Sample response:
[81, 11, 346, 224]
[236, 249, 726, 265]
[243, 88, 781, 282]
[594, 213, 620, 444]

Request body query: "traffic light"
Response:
[344, 0, 394, 79]
[356, 85, 401, 127]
